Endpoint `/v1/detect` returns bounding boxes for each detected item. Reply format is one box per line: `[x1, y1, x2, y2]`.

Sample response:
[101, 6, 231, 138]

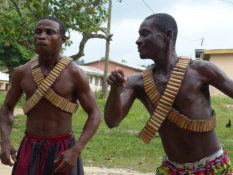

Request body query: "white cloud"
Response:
[173, 1, 233, 57]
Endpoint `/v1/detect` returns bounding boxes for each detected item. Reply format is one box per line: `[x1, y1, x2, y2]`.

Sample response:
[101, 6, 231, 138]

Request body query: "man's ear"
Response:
[165, 29, 173, 41]
[61, 35, 67, 44]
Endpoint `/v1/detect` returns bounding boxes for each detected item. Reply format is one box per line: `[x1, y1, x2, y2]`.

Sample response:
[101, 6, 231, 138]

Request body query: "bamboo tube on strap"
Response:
[173, 71, 184, 77]
[161, 96, 173, 105]
[139, 57, 191, 144]
[23, 56, 74, 114]
[170, 77, 182, 84]
[167, 108, 216, 132]
[168, 81, 180, 88]
[163, 92, 175, 100]
[165, 88, 177, 96]
[154, 111, 166, 120]
[139, 132, 150, 144]
[32, 57, 78, 114]
[170, 74, 184, 80]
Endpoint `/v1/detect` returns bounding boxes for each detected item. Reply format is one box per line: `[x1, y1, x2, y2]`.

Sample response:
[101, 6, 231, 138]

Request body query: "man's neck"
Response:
[38, 53, 61, 70]
[154, 51, 178, 75]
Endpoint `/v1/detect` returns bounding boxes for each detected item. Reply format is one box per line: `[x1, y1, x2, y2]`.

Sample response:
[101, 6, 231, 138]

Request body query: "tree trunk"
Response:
[102, 0, 112, 98]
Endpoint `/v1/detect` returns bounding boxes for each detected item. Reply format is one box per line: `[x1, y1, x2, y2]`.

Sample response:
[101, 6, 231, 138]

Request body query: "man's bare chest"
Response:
[21, 69, 75, 100]
[153, 73, 170, 95]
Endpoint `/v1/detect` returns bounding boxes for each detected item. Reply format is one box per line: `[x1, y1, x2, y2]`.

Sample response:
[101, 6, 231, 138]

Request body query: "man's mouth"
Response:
[138, 47, 144, 52]
[37, 42, 47, 46]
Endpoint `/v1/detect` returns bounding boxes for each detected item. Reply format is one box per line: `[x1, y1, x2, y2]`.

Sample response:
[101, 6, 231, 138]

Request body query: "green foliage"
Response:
[0, 93, 25, 108]
[0, 7, 35, 49]
[94, 91, 104, 99]
[0, 0, 108, 51]
[0, 42, 35, 74]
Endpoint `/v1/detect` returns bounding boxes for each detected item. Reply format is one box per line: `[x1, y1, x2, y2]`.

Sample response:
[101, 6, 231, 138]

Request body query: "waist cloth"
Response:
[156, 147, 233, 175]
[12, 131, 84, 175]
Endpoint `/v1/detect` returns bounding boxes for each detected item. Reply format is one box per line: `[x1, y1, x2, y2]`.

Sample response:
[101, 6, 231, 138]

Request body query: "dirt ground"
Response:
[0, 162, 154, 175]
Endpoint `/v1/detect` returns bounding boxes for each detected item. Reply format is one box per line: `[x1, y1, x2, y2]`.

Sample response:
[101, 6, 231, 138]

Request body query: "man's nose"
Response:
[39, 32, 46, 39]
[136, 37, 142, 46]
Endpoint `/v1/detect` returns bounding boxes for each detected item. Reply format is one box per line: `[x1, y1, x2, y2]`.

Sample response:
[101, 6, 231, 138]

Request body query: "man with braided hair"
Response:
[0, 16, 101, 175]
[104, 13, 233, 174]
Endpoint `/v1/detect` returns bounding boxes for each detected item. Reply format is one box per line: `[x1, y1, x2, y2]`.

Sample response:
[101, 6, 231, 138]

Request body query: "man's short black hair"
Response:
[146, 13, 178, 43]
[39, 16, 66, 35]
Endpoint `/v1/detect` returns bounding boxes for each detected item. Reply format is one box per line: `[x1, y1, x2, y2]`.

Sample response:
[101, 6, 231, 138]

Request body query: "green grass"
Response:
[1, 93, 233, 173]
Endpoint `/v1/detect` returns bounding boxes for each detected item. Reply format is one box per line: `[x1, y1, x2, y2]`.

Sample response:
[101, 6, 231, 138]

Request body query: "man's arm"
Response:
[0, 68, 24, 166]
[104, 68, 136, 128]
[72, 69, 101, 153]
[54, 64, 101, 173]
[197, 60, 233, 97]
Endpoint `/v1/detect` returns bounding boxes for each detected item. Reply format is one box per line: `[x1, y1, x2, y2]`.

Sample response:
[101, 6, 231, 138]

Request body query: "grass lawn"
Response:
[1, 94, 233, 173]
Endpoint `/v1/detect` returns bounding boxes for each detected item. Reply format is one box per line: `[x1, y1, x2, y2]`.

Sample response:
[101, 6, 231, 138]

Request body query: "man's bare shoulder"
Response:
[12, 62, 30, 79]
[128, 72, 143, 83]
[67, 62, 87, 79]
[189, 59, 219, 76]
[126, 72, 144, 89]
[189, 59, 209, 68]
[67, 62, 89, 89]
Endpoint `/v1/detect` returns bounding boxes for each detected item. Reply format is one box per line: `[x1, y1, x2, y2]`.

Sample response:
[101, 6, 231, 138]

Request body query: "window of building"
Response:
[90, 76, 93, 84]
[5, 83, 9, 90]
[0, 83, 4, 90]
[101, 78, 104, 86]
[95, 76, 99, 86]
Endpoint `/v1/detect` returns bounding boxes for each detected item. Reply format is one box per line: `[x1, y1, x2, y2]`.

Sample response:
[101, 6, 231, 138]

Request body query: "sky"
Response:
[63, 0, 233, 67]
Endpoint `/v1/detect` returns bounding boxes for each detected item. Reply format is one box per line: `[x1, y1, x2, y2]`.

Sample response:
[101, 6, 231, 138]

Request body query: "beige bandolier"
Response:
[139, 57, 216, 144]
[23, 56, 79, 114]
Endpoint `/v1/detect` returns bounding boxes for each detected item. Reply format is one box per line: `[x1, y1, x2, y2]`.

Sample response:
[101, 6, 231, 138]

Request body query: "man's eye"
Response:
[35, 30, 41, 34]
[141, 31, 149, 37]
[46, 30, 52, 35]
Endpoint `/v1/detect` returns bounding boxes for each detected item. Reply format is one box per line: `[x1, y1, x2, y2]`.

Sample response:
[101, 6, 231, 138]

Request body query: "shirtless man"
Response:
[104, 13, 233, 174]
[0, 16, 101, 175]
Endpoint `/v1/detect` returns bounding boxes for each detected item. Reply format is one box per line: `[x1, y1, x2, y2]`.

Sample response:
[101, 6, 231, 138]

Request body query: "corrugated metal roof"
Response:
[84, 59, 146, 71]
[109, 60, 146, 71]
[78, 65, 104, 76]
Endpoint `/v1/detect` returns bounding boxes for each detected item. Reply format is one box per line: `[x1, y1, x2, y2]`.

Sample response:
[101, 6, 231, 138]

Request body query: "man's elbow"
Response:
[104, 117, 120, 129]
[107, 123, 119, 129]
[96, 115, 101, 127]
[89, 109, 101, 127]
[94, 110, 101, 127]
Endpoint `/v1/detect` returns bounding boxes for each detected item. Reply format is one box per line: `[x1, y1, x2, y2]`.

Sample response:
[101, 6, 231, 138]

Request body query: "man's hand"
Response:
[0, 142, 17, 166]
[54, 147, 80, 173]
[107, 67, 128, 88]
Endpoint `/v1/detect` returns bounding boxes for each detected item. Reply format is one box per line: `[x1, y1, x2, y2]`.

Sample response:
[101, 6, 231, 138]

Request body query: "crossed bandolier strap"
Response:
[139, 57, 216, 144]
[23, 56, 79, 114]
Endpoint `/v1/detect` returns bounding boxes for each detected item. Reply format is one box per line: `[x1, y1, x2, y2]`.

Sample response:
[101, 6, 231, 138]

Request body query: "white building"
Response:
[78, 65, 106, 92]
[0, 72, 9, 91]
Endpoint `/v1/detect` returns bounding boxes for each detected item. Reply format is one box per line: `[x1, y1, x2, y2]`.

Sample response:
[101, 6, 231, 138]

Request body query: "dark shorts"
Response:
[12, 132, 84, 175]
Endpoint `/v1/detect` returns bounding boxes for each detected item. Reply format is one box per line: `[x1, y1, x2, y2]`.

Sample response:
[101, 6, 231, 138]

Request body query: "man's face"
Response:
[136, 18, 166, 59]
[34, 19, 65, 55]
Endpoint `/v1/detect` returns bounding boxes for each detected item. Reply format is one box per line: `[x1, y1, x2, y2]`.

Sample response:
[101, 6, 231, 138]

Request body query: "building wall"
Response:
[208, 54, 233, 96]
[0, 80, 9, 92]
[87, 74, 104, 92]
[86, 61, 142, 76]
